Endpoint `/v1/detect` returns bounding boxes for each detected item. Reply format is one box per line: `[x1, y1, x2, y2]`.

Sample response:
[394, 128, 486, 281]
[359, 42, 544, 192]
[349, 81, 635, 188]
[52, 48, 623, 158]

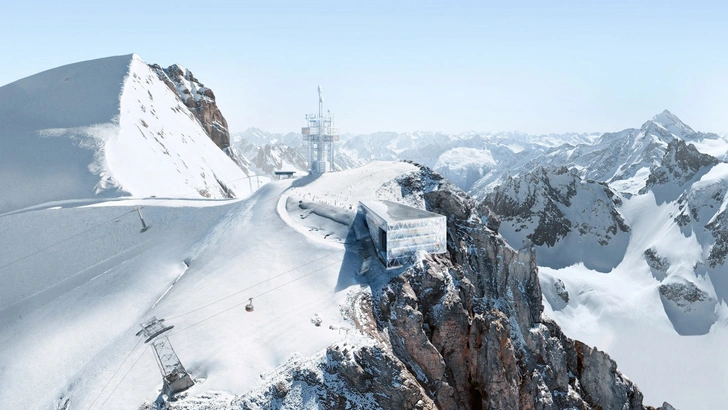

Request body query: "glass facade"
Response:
[360, 200, 447, 269]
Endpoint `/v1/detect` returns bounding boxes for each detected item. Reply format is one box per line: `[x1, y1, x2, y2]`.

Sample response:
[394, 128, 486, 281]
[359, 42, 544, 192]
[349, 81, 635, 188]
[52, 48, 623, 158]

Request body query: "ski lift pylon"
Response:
[245, 298, 254, 312]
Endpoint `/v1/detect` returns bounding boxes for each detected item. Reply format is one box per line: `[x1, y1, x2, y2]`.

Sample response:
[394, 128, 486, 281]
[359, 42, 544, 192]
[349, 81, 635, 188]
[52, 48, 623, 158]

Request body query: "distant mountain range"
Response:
[238, 111, 728, 340]
[2, 53, 725, 409]
[235, 111, 728, 196]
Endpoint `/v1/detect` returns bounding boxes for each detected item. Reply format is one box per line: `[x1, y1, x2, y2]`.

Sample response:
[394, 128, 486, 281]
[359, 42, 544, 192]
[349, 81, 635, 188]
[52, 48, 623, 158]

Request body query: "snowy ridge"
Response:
[474, 117, 728, 408]
[238, 111, 728, 200]
[140, 161, 670, 410]
[4, 51, 726, 410]
[483, 166, 630, 272]
[232, 128, 603, 192]
[0, 161, 417, 410]
[156, 64, 214, 105]
[0, 54, 261, 214]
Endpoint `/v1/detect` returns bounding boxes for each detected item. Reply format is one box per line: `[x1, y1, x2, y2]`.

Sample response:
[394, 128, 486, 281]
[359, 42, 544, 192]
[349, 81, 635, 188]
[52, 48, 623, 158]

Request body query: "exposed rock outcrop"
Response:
[156, 163, 671, 410]
[553, 278, 569, 303]
[659, 282, 714, 308]
[644, 248, 670, 280]
[658, 280, 717, 335]
[232, 344, 436, 410]
[640, 139, 719, 195]
[481, 165, 630, 272]
[371, 164, 653, 409]
[149, 64, 234, 158]
[706, 209, 728, 267]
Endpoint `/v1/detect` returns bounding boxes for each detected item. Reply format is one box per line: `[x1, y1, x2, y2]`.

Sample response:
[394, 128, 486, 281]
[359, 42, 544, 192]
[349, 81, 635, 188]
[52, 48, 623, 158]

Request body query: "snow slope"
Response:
[0, 54, 260, 214]
[0, 161, 416, 410]
[478, 132, 728, 408]
[537, 166, 728, 409]
[484, 166, 630, 272]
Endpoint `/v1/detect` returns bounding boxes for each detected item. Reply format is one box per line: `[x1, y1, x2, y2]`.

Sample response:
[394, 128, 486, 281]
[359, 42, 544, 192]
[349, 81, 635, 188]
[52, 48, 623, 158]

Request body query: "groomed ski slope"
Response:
[0, 54, 260, 215]
[0, 161, 416, 410]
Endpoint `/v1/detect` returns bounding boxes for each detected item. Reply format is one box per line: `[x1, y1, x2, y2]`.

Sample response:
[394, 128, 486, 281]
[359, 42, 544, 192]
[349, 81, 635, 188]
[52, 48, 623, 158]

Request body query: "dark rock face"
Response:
[706, 209, 728, 268]
[481, 165, 630, 272]
[326, 344, 437, 409]
[658, 280, 717, 335]
[366, 163, 666, 410]
[483, 166, 629, 250]
[644, 248, 670, 280]
[659, 282, 713, 306]
[231, 342, 437, 410]
[483, 166, 574, 247]
[640, 139, 719, 194]
[553, 278, 569, 303]
[574, 341, 645, 409]
[149, 64, 232, 154]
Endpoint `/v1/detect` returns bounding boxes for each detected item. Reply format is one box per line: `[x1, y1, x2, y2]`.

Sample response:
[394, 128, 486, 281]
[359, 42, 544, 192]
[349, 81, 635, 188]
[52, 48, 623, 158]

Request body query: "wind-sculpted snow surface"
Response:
[0, 54, 257, 214]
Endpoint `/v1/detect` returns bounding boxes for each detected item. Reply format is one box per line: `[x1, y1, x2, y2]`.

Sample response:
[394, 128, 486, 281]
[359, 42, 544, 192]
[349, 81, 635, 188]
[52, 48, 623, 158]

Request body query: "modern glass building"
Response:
[359, 200, 447, 269]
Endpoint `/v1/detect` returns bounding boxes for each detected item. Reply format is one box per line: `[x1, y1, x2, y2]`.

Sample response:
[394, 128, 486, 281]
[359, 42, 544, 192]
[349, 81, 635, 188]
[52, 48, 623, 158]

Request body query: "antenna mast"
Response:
[302, 86, 339, 174]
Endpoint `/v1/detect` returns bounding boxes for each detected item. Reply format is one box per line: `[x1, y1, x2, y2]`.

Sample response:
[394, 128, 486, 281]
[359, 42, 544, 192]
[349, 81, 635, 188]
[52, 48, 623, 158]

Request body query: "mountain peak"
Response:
[649, 109, 694, 137]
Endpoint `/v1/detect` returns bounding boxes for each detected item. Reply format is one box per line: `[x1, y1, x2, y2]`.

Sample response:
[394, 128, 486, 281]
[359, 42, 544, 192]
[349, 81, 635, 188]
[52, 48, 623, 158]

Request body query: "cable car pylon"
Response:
[136, 206, 151, 233]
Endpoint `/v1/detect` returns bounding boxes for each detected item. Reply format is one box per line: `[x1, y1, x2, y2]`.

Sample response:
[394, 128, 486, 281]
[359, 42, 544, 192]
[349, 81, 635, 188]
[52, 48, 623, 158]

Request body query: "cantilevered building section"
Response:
[359, 200, 447, 269]
[302, 86, 339, 174]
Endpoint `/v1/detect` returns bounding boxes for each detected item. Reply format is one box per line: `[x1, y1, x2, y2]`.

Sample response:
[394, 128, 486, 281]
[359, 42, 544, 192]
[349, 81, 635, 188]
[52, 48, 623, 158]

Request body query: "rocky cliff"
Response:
[640, 139, 719, 197]
[149, 64, 238, 162]
[174, 163, 671, 410]
[481, 166, 630, 272]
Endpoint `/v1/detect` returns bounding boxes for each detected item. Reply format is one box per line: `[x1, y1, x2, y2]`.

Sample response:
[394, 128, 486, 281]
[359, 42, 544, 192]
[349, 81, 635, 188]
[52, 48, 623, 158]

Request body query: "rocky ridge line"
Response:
[149, 63, 250, 170]
[142, 163, 673, 410]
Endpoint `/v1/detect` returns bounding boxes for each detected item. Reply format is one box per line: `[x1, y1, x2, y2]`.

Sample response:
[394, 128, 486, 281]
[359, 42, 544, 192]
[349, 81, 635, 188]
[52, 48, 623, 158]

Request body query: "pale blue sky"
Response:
[3, 1, 727, 134]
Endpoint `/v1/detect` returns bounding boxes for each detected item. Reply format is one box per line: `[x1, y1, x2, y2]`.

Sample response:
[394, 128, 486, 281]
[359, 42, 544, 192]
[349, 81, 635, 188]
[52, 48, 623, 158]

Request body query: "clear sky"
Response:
[3, 1, 727, 135]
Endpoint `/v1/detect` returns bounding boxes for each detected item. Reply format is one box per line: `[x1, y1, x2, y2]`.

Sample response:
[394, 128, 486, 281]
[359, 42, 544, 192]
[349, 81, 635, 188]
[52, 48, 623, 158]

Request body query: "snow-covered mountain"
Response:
[470, 115, 728, 410]
[640, 139, 720, 199]
[470, 110, 728, 197]
[250, 144, 309, 175]
[0, 161, 671, 410]
[235, 128, 602, 191]
[238, 110, 728, 200]
[4, 52, 724, 410]
[0, 54, 262, 214]
[235, 127, 305, 149]
[483, 166, 630, 272]
[231, 128, 363, 177]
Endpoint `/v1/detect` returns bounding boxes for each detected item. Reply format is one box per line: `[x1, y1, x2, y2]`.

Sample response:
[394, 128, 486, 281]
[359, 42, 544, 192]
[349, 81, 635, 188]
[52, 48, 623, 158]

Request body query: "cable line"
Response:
[166, 248, 345, 321]
[170, 257, 344, 336]
[97, 345, 149, 410]
[86, 338, 143, 410]
[0, 208, 140, 272]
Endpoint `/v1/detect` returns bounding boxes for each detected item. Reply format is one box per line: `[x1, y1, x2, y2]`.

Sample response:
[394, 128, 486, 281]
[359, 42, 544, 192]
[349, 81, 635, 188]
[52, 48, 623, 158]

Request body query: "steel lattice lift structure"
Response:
[136, 317, 194, 396]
